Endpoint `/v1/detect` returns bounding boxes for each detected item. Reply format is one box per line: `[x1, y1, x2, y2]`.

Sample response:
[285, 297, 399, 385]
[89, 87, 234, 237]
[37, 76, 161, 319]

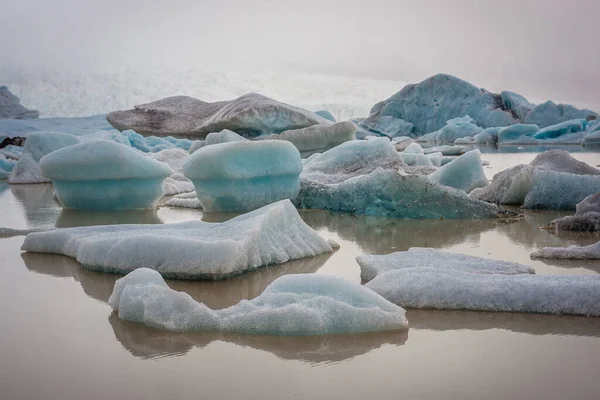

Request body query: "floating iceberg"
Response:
[8, 132, 80, 184]
[531, 241, 600, 260]
[0, 86, 38, 119]
[256, 121, 356, 153]
[534, 119, 587, 140]
[359, 115, 414, 138]
[183, 140, 302, 212]
[417, 116, 483, 143]
[366, 268, 600, 316]
[428, 150, 489, 193]
[0, 155, 15, 179]
[187, 129, 248, 154]
[40, 140, 173, 209]
[107, 93, 331, 138]
[583, 120, 600, 146]
[530, 149, 600, 175]
[525, 101, 597, 128]
[357, 248, 534, 282]
[422, 145, 465, 156]
[22, 200, 335, 280]
[455, 127, 502, 145]
[497, 124, 540, 144]
[149, 149, 194, 195]
[399, 143, 436, 167]
[109, 268, 408, 335]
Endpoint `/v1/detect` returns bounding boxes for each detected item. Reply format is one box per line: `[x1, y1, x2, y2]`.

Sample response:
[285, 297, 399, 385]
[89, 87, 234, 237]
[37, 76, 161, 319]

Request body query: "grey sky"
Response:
[1, 0, 599, 110]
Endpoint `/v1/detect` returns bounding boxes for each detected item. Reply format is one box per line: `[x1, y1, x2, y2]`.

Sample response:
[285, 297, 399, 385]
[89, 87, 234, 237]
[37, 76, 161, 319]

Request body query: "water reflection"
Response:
[56, 209, 163, 228]
[109, 314, 408, 363]
[9, 183, 61, 228]
[21, 251, 333, 309]
[407, 309, 600, 338]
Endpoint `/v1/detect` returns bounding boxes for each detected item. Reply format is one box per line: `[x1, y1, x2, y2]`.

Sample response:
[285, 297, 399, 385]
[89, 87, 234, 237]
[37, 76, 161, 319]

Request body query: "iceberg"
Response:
[366, 268, 600, 316]
[534, 119, 587, 140]
[109, 268, 408, 335]
[358, 115, 414, 138]
[0, 86, 39, 119]
[165, 191, 202, 208]
[149, 148, 194, 195]
[525, 101, 597, 128]
[428, 150, 489, 193]
[583, 120, 600, 146]
[22, 200, 336, 280]
[0, 155, 15, 179]
[256, 121, 356, 154]
[417, 116, 483, 143]
[183, 140, 302, 212]
[187, 129, 248, 154]
[545, 193, 600, 232]
[530, 149, 600, 175]
[422, 145, 465, 156]
[576, 192, 600, 215]
[40, 140, 173, 209]
[399, 143, 435, 167]
[497, 124, 540, 144]
[531, 241, 600, 260]
[314, 110, 336, 122]
[8, 132, 80, 184]
[0, 114, 114, 138]
[107, 93, 331, 138]
[357, 247, 534, 282]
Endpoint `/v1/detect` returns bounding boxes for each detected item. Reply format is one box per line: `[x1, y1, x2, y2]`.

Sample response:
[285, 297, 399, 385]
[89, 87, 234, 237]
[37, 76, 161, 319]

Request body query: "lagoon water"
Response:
[1, 147, 600, 400]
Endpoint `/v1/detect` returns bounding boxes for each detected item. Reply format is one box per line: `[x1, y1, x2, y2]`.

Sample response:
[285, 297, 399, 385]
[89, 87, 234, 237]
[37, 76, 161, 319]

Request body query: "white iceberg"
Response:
[40, 140, 173, 209]
[256, 121, 356, 153]
[109, 268, 408, 335]
[531, 241, 600, 260]
[428, 149, 488, 193]
[357, 248, 534, 282]
[183, 140, 302, 212]
[22, 200, 335, 279]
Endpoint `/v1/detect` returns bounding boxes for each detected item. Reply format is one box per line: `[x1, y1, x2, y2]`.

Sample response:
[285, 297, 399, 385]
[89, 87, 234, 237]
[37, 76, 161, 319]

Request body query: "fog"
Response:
[1, 0, 599, 109]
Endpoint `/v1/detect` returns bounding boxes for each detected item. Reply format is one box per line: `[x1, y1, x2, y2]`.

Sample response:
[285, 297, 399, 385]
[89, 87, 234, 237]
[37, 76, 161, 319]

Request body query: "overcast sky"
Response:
[1, 0, 599, 109]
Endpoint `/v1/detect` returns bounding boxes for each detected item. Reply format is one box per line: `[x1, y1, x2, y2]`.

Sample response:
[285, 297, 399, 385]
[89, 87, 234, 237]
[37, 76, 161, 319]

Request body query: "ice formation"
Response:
[531, 241, 600, 260]
[399, 143, 436, 167]
[423, 145, 465, 156]
[40, 140, 173, 209]
[183, 140, 302, 212]
[471, 150, 600, 209]
[297, 139, 505, 219]
[358, 115, 415, 138]
[315, 110, 336, 122]
[497, 124, 540, 144]
[417, 116, 483, 143]
[149, 148, 194, 195]
[428, 150, 489, 193]
[0, 114, 114, 138]
[22, 200, 336, 279]
[583, 120, 600, 146]
[8, 132, 80, 184]
[256, 121, 356, 153]
[366, 268, 600, 316]
[109, 268, 408, 335]
[362, 73, 597, 137]
[107, 93, 331, 138]
[357, 248, 534, 282]
[0, 86, 39, 119]
[455, 127, 501, 145]
[0, 155, 15, 179]
[165, 191, 202, 208]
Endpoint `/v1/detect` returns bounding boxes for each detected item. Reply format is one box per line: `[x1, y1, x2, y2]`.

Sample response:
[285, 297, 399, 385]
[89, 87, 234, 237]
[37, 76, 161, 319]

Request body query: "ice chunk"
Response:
[188, 140, 205, 154]
[183, 140, 302, 212]
[366, 268, 600, 316]
[0, 144, 24, 160]
[109, 268, 408, 335]
[314, 110, 336, 122]
[419, 116, 483, 143]
[40, 140, 173, 209]
[497, 124, 540, 144]
[534, 119, 587, 140]
[22, 200, 335, 280]
[391, 136, 415, 152]
[0, 155, 16, 179]
[256, 121, 356, 153]
[525, 101, 597, 128]
[8, 132, 80, 184]
[149, 148, 194, 195]
[583, 120, 600, 146]
[531, 241, 600, 260]
[523, 169, 600, 210]
[357, 247, 534, 282]
[107, 93, 331, 138]
[399, 143, 434, 166]
[423, 145, 465, 156]
[530, 149, 600, 175]
[427, 152, 443, 168]
[0, 86, 39, 119]
[428, 150, 488, 193]
[545, 193, 600, 232]
[359, 115, 414, 138]
[576, 192, 600, 214]
[165, 191, 202, 208]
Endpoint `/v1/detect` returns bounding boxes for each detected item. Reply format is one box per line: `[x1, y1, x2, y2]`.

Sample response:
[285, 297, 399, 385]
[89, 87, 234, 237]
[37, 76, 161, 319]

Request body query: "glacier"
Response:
[0, 86, 39, 119]
[40, 140, 173, 209]
[366, 268, 600, 316]
[8, 132, 80, 184]
[107, 93, 332, 138]
[109, 268, 408, 335]
[357, 248, 534, 282]
[183, 140, 302, 212]
[428, 149, 489, 193]
[21, 200, 335, 280]
[531, 241, 600, 260]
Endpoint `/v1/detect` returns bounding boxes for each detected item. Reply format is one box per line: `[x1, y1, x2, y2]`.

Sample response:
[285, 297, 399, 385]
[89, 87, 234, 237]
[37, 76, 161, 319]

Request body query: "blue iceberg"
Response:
[257, 121, 356, 154]
[428, 149, 488, 193]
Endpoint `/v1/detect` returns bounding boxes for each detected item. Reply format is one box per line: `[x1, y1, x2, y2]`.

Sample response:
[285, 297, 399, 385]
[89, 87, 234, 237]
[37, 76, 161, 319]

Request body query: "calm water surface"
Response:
[1, 148, 600, 400]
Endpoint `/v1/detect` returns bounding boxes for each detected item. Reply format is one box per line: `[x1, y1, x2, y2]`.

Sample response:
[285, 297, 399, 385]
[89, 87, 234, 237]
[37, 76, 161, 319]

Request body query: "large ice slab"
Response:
[358, 115, 414, 138]
[109, 268, 408, 335]
[530, 149, 600, 175]
[366, 268, 600, 316]
[40, 140, 173, 209]
[8, 132, 80, 184]
[256, 121, 356, 153]
[428, 150, 488, 193]
[0, 86, 39, 119]
[531, 241, 600, 260]
[357, 248, 534, 282]
[22, 200, 335, 279]
[417, 116, 483, 143]
[183, 140, 302, 212]
[107, 93, 331, 138]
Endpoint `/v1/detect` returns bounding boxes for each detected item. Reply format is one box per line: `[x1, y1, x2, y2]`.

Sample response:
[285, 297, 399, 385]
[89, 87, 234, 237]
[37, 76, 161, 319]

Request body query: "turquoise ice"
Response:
[428, 149, 488, 193]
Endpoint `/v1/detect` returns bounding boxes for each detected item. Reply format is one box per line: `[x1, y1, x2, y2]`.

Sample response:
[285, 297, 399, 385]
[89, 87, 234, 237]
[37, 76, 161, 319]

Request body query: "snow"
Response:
[40, 140, 173, 209]
[256, 121, 356, 153]
[531, 241, 600, 260]
[109, 268, 408, 335]
[0, 86, 38, 119]
[149, 149, 194, 195]
[8, 132, 80, 184]
[22, 200, 335, 280]
[417, 116, 483, 143]
[183, 140, 302, 212]
[357, 247, 534, 282]
[366, 267, 600, 316]
[107, 93, 332, 138]
[428, 149, 489, 193]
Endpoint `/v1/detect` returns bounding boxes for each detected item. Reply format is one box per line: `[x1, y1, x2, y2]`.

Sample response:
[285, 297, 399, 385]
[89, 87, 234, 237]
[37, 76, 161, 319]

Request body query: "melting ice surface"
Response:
[109, 268, 408, 335]
[531, 241, 600, 260]
[21, 200, 335, 279]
